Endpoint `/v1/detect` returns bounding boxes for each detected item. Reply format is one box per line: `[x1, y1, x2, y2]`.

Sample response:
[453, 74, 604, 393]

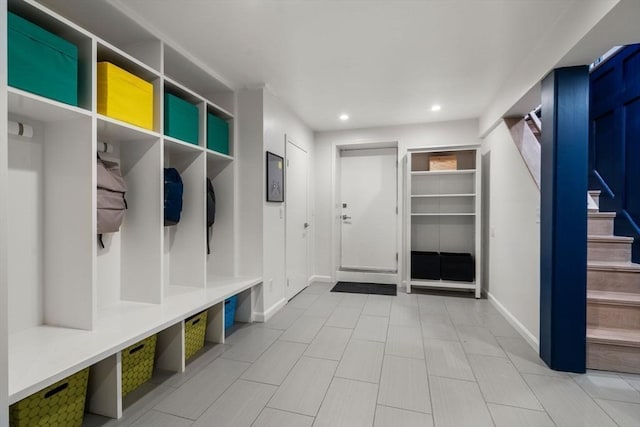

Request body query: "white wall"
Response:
[482, 121, 540, 348]
[236, 89, 264, 280]
[237, 87, 314, 318]
[263, 88, 314, 314]
[0, 2, 8, 422]
[314, 119, 481, 280]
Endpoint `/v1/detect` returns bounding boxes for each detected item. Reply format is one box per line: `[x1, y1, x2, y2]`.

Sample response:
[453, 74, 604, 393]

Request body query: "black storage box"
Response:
[411, 251, 440, 280]
[440, 252, 475, 282]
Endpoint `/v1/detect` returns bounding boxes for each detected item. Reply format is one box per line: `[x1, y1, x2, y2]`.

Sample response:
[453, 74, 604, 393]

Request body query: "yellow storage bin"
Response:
[121, 334, 157, 397]
[10, 368, 89, 427]
[185, 310, 208, 360]
[97, 62, 154, 130]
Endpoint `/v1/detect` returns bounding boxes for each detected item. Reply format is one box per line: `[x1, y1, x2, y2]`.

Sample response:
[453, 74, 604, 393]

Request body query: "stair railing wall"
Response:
[589, 44, 640, 263]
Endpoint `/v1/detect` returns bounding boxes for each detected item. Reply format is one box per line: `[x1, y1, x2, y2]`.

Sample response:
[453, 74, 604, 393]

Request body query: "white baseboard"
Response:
[309, 275, 334, 284]
[253, 298, 287, 323]
[487, 291, 539, 352]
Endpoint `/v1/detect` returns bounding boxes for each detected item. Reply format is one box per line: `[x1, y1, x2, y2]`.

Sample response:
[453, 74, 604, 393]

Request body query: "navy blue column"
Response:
[540, 66, 589, 373]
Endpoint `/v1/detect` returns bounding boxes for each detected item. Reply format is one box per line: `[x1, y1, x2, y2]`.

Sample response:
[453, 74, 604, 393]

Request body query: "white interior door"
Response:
[286, 140, 309, 299]
[340, 148, 397, 272]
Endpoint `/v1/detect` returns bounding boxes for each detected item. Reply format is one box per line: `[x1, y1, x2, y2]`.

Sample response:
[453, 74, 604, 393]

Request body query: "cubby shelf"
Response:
[411, 169, 475, 176]
[411, 193, 475, 198]
[97, 40, 161, 81]
[8, 87, 91, 122]
[4, 0, 259, 421]
[8, 276, 260, 405]
[164, 135, 204, 153]
[207, 101, 234, 121]
[410, 279, 477, 290]
[411, 213, 476, 216]
[97, 114, 161, 141]
[164, 76, 205, 105]
[206, 148, 234, 162]
[405, 146, 482, 297]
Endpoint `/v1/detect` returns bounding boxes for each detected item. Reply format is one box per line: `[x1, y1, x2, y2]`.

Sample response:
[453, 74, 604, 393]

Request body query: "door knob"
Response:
[304, 222, 310, 229]
[342, 215, 351, 220]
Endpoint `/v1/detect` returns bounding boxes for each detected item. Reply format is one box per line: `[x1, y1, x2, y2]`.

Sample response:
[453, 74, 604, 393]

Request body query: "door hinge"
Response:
[396, 252, 398, 261]
[287, 159, 290, 167]
[396, 206, 398, 214]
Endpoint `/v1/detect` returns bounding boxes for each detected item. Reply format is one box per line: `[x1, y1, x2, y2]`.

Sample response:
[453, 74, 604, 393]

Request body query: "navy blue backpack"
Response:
[164, 168, 183, 226]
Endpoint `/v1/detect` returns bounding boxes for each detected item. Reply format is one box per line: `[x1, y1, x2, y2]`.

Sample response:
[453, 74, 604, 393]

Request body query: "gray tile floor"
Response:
[84, 283, 640, 427]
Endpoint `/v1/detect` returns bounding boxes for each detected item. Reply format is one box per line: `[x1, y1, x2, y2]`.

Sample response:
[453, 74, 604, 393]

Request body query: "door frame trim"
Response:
[331, 139, 400, 286]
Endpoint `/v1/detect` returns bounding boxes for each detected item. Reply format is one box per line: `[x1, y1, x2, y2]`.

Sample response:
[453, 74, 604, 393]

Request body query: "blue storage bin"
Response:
[225, 295, 238, 330]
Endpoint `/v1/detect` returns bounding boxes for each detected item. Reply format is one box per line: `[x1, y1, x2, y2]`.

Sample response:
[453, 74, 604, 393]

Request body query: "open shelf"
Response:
[163, 43, 234, 112]
[36, 0, 162, 70]
[411, 193, 475, 198]
[207, 158, 235, 277]
[412, 194, 475, 215]
[412, 213, 476, 216]
[8, 110, 94, 333]
[97, 114, 160, 141]
[95, 138, 163, 310]
[410, 279, 477, 291]
[163, 146, 206, 290]
[164, 76, 206, 105]
[207, 101, 234, 121]
[8, 87, 91, 122]
[406, 147, 481, 297]
[206, 149, 234, 162]
[97, 40, 160, 82]
[9, 0, 94, 110]
[164, 136, 204, 154]
[412, 170, 475, 176]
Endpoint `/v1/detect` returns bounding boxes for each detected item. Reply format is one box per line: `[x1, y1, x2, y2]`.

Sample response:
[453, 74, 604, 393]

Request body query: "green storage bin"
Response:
[10, 368, 89, 427]
[8, 12, 78, 106]
[165, 93, 199, 145]
[184, 310, 208, 360]
[122, 334, 157, 397]
[207, 113, 229, 155]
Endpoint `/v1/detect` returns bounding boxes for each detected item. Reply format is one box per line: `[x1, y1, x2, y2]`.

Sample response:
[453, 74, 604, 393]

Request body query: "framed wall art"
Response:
[266, 151, 284, 202]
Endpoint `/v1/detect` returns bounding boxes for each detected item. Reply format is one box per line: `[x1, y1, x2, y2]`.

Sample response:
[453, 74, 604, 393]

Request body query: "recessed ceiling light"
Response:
[339, 114, 349, 121]
[431, 105, 441, 112]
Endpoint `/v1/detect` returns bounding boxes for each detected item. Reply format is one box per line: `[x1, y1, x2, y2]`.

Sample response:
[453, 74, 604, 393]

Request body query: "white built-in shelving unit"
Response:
[2, 0, 261, 420]
[405, 146, 482, 297]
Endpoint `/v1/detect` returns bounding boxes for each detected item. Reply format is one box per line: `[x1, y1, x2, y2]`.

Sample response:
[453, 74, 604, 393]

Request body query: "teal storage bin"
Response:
[225, 295, 238, 330]
[165, 93, 199, 145]
[8, 12, 78, 106]
[207, 113, 229, 155]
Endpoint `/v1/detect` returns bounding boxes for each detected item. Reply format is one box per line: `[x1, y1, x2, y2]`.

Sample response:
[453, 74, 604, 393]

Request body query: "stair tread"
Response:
[588, 212, 616, 218]
[588, 261, 640, 272]
[587, 326, 640, 347]
[588, 290, 640, 305]
[588, 235, 634, 243]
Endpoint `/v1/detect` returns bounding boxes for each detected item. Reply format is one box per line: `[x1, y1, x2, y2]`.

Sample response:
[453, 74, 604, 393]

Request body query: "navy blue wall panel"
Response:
[590, 45, 640, 261]
[540, 66, 588, 373]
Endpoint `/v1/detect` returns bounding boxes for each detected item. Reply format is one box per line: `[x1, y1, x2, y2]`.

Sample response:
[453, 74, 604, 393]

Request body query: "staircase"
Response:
[587, 190, 640, 373]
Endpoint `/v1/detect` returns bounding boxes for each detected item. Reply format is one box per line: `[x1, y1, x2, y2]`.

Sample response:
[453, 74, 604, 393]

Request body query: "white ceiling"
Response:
[110, 0, 596, 131]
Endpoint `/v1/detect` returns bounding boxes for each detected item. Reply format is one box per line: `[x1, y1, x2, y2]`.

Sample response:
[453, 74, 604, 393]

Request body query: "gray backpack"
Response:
[97, 154, 127, 248]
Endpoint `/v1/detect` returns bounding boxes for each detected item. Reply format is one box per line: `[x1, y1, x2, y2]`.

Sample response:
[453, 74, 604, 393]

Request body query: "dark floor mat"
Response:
[331, 281, 397, 296]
